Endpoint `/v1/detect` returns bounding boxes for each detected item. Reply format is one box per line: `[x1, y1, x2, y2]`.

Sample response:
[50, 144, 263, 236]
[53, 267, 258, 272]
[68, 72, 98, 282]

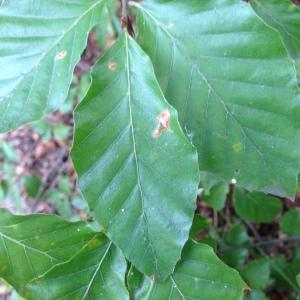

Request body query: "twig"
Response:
[120, 0, 134, 36]
[31, 149, 68, 212]
[121, 0, 128, 26]
[243, 221, 300, 294]
[221, 236, 300, 252]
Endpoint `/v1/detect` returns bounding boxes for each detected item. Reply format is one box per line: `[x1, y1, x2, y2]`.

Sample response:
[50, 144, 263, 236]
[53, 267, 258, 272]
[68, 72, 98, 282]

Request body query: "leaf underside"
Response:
[0, 209, 96, 295]
[0, 0, 107, 133]
[134, 0, 300, 197]
[71, 32, 199, 281]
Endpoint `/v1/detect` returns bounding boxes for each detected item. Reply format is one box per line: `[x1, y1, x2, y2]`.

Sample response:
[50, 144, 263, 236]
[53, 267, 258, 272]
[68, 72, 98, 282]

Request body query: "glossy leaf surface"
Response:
[251, 0, 300, 84]
[0, 0, 108, 133]
[71, 32, 199, 280]
[133, 240, 247, 300]
[27, 235, 129, 300]
[0, 209, 96, 295]
[133, 0, 300, 197]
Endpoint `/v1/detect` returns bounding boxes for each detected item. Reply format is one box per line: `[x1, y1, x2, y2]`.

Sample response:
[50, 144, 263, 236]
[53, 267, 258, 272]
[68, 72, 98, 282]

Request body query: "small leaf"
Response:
[251, 0, 300, 84]
[53, 124, 69, 141]
[189, 214, 210, 238]
[0, 141, 17, 162]
[202, 183, 229, 211]
[133, 240, 247, 300]
[226, 223, 249, 246]
[282, 259, 300, 291]
[26, 235, 129, 300]
[71, 32, 199, 280]
[280, 210, 300, 236]
[297, 273, 300, 287]
[244, 290, 268, 300]
[222, 248, 249, 269]
[0, 0, 108, 133]
[133, 0, 300, 198]
[233, 188, 282, 223]
[24, 175, 42, 198]
[240, 259, 271, 290]
[0, 209, 96, 295]
[221, 223, 249, 268]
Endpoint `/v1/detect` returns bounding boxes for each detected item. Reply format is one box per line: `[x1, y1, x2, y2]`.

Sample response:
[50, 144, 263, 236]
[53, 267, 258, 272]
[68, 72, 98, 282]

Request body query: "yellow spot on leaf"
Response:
[87, 236, 102, 250]
[232, 142, 243, 153]
[55, 50, 67, 60]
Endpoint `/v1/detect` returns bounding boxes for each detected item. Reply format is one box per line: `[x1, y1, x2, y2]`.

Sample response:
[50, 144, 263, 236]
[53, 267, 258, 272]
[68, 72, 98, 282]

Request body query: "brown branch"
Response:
[120, 0, 134, 36]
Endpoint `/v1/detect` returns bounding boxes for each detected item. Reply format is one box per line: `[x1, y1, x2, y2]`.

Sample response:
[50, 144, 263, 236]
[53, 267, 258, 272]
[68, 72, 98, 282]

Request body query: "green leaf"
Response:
[0, 0, 108, 133]
[282, 259, 300, 290]
[202, 182, 229, 211]
[26, 234, 129, 300]
[297, 273, 300, 287]
[233, 188, 282, 223]
[189, 214, 210, 238]
[94, 0, 119, 49]
[221, 223, 249, 268]
[24, 175, 42, 198]
[127, 264, 143, 299]
[280, 210, 300, 236]
[244, 290, 268, 300]
[251, 0, 300, 84]
[226, 223, 249, 246]
[133, 0, 300, 198]
[0, 141, 17, 162]
[71, 32, 199, 280]
[222, 248, 248, 269]
[53, 123, 69, 141]
[133, 240, 247, 300]
[0, 209, 96, 295]
[240, 259, 271, 290]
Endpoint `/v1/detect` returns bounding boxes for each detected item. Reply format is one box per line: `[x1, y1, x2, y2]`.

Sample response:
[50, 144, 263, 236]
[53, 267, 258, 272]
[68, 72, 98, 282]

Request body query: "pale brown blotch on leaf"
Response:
[152, 109, 171, 138]
[108, 61, 117, 71]
[55, 50, 67, 60]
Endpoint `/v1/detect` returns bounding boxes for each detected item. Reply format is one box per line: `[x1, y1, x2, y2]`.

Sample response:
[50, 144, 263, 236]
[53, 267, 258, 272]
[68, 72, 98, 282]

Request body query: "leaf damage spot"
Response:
[35, 277, 43, 284]
[108, 61, 117, 71]
[152, 109, 171, 138]
[87, 235, 102, 250]
[167, 21, 174, 29]
[55, 50, 67, 60]
[150, 275, 156, 281]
